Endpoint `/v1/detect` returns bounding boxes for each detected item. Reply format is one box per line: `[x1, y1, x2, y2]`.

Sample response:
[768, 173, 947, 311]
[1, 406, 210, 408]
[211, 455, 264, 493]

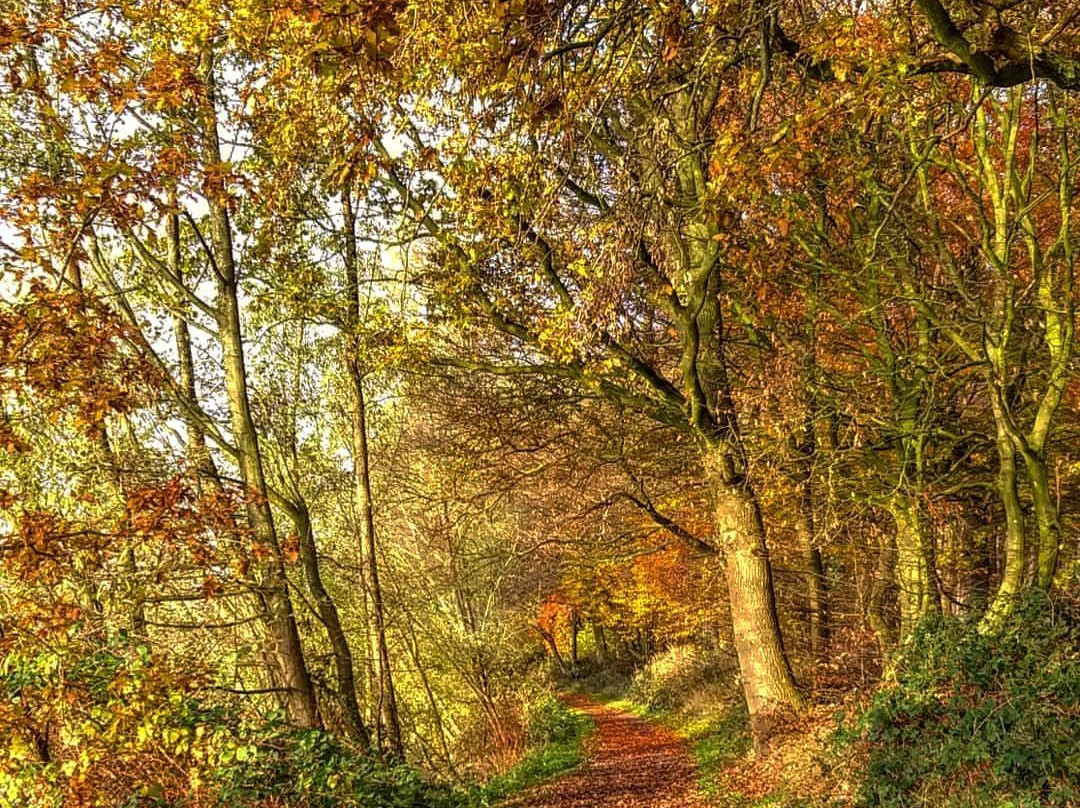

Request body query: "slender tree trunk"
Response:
[341, 184, 403, 757]
[1013, 91, 1073, 590]
[347, 365, 403, 758]
[536, 627, 569, 674]
[199, 46, 318, 728]
[796, 265, 829, 664]
[402, 619, 455, 774]
[592, 622, 607, 664]
[570, 612, 580, 674]
[291, 501, 371, 747]
[793, 476, 828, 663]
[357, 585, 377, 729]
[166, 207, 217, 481]
[981, 401, 1027, 633]
[72, 261, 145, 641]
[102, 428, 144, 639]
[973, 96, 1038, 633]
[216, 271, 319, 727]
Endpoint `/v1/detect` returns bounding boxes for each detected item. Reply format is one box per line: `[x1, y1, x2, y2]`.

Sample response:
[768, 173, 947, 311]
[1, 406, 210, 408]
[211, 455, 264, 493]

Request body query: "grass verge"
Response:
[476, 703, 593, 805]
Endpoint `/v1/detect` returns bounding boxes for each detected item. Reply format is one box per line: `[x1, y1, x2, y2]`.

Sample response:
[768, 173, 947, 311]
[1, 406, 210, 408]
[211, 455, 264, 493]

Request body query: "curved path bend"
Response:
[505, 694, 708, 808]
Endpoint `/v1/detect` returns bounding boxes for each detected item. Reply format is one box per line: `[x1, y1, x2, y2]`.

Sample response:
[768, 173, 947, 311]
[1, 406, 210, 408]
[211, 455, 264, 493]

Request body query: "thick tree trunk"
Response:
[1023, 452, 1062, 589]
[867, 529, 898, 660]
[710, 478, 803, 747]
[889, 496, 938, 640]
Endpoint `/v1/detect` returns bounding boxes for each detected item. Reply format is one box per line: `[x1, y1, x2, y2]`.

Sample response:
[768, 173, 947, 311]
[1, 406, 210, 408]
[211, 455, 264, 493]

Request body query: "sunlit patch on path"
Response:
[504, 694, 708, 808]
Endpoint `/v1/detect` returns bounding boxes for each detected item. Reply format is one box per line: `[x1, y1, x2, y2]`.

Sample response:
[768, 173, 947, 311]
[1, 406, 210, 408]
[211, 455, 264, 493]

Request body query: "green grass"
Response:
[684, 705, 753, 795]
[476, 706, 593, 805]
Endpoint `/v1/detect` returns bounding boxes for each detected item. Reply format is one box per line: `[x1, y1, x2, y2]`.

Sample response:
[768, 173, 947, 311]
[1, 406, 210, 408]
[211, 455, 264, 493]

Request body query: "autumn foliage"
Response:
[2, 1, 1079, 807]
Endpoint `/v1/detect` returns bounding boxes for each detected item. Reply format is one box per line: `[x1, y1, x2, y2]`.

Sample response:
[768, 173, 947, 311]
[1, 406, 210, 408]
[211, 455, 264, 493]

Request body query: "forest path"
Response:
[504, 694, 709, 808]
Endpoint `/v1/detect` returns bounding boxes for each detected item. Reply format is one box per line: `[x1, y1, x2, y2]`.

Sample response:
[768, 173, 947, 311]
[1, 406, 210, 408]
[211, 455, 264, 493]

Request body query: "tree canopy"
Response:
[1, 2, 1078, 807]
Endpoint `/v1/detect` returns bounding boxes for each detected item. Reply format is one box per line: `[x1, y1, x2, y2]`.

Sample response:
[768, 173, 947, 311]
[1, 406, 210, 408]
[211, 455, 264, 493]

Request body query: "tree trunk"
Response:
[537, 626, 570, 674]
[347, 363, 403, 758]
[795, 268, 829, 665]
[72, 261, 145, 642]
[216, 269, 319, 728]
[340, 183, 403, 757]
[1023, 452, 1062, 589]
[867, 529, 898, 661]
[199, 46, 318, 728]
[570, 612, 580, 674]
[402, 619, 455, 774]
[793, 481, 828, 664]
[291, 500, 370, 746]
[981, 407, 1026, 633]
[592, 622, 607, 664]
[166, 207, 221, 484]
[710, 478, 803, 747]
[889, 495, 938, 640]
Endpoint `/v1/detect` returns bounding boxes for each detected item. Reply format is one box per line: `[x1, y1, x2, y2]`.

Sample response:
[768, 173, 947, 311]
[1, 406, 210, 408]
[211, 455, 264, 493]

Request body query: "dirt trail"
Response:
[504, 694, 708, 808]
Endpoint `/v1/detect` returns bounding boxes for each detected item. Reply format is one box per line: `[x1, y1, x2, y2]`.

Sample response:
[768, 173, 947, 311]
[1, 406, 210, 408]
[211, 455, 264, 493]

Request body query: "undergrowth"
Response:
[211, 695, 593, 808]
[475, 696, 592, 804]
[836, 594, 1080, 808]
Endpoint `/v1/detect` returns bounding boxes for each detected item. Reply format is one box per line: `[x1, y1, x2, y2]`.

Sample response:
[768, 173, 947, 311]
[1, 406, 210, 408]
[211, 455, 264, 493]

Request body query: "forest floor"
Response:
[503, 694, 708, 808]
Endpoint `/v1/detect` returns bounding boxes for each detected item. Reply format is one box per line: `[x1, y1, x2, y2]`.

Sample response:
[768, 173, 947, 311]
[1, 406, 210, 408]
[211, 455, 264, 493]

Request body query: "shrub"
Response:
[211, 717, 464, 808]
[0, 639, 232, 808]
[838, 593, 1080, 808]
[0, 634, 469, 808]
[626, 644, 732, 712]
[525, 696, 580, 745]
[481, 697, 590, 802]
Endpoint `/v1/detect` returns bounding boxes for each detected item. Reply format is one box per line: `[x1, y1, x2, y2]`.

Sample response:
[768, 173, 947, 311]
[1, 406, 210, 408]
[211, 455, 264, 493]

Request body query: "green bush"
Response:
[211, 717, 464, 808]
[526, 696, 581, 745]
[481, 698, 590, 803]
[839, 594, 1080, 808]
